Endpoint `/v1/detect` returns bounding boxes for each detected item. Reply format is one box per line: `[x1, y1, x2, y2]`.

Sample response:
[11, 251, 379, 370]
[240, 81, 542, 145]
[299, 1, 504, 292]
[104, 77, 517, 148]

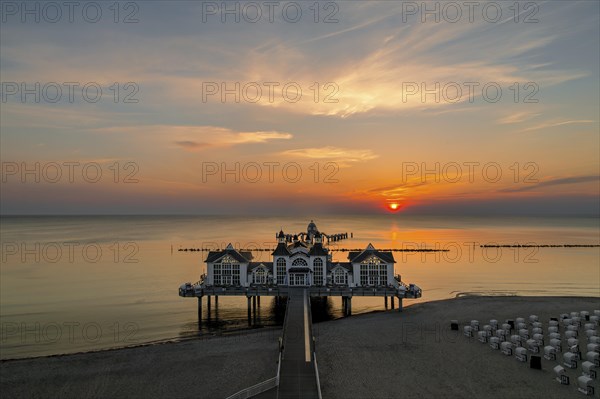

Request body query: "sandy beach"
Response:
[316, 296, 600, 399]
[2, 296, 599, 399]
[1, 328, 281, 399]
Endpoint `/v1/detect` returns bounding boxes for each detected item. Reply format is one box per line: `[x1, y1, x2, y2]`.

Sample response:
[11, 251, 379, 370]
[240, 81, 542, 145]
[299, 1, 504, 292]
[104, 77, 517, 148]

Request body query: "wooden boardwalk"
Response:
[277, 288, 320, 399]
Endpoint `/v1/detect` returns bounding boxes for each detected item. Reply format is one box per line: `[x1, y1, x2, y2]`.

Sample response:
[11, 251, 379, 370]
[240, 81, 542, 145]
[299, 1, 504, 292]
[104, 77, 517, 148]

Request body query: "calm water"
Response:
[1, 215, 599, 359]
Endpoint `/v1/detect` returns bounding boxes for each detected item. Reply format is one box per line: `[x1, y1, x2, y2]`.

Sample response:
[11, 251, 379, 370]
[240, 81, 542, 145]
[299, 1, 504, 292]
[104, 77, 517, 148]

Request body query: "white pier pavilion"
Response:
[179, 221, 422, 316]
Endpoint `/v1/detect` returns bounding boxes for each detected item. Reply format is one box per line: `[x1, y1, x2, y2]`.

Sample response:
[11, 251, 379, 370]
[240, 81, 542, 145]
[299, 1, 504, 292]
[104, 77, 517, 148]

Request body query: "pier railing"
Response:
[225, 346, 282, 399]
[180, 283, 422, 298]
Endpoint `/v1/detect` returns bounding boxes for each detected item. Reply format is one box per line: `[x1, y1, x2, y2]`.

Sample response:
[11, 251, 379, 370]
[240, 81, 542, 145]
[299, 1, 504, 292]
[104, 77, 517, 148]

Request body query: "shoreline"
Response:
[0, 324, 283, 363]
[2, 294, 597, 362]
[2, 295, 599, 398]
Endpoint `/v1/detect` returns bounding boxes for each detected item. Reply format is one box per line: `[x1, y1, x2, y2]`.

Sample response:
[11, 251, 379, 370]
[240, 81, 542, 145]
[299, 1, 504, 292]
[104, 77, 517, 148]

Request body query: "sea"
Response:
[1, 215, 599, 359]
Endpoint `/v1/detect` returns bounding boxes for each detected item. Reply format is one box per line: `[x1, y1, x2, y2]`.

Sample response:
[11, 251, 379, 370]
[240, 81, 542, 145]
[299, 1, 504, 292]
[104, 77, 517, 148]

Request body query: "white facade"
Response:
[204, 222, 397, 288]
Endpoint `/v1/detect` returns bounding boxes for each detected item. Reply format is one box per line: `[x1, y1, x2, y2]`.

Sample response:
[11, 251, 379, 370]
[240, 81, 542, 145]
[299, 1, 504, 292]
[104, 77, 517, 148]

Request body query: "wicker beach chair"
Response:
[511, 334, 522, 347]
[577, 375, 594, 396]
[527, 339, 540, 353]
[582, 361, 597, 379]
[463, 325, 473, 337]
[490, 336, 500, 350]
[515, 346, 528, 362]
[477, 330, 488, 343]
[564, 352, 578, 368]
[550, 338, 562, 351]
[587, 351, 600, 367]
[581, 311, 590, 321]
[501, 341, 513, 356]
[519, 329, 530, 339]
[554, 365, 569, 385]
[496, 329, 507, 341]
[566, 330, 578, 339]
[544, 345, 557, 360]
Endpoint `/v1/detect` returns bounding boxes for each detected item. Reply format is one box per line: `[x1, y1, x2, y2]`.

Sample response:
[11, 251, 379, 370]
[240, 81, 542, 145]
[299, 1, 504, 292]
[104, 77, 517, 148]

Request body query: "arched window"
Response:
[292, 258, 308, 266]
[254, 267, 267, 284]
[276, 258, 286, 285]
[313, 258, 323, 286]
[333, 268, 348, 285]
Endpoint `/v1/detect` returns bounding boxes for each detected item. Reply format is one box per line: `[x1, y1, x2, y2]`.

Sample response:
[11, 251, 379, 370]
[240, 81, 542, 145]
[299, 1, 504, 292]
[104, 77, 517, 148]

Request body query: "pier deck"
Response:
[277, 288, 320, 399]
[179, 285, 421, 299]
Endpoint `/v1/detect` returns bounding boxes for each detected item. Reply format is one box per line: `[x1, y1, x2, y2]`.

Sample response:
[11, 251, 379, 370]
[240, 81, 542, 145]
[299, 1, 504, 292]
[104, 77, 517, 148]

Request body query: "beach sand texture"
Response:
[1, 328, 280, 399]
[2, 296, 599, 398]
[316, 296, 600, 399]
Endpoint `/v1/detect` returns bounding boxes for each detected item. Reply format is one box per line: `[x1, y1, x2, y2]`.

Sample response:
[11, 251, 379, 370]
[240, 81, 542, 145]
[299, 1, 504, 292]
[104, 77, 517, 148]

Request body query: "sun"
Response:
[387, 202, 401, 212]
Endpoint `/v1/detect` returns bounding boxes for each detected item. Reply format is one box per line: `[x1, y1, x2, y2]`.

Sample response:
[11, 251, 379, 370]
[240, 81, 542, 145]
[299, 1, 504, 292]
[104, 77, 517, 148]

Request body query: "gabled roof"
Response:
[248, 262, 273, 272]
[348, 243, 395, 263]
[328, 262, 352, 272]
[272, 242, 291, 256]
[308, 243, 328, 257]
[205, 243, 253, 263]
[288, 240, 308, 249]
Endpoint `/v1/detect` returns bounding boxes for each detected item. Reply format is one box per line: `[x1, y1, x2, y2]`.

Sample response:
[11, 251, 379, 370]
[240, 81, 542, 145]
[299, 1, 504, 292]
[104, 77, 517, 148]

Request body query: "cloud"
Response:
[0, 2, 591, 119]
[174, 141, 210, 150]
[86, 125, 292, 151]
[171, 129, 292, 151]
[520, 119, 595, 132]
[497, 112, 541, 124]
[280, 147, 378, 163]
[499, 175, 600, 193]
[230, 131, 293, 144]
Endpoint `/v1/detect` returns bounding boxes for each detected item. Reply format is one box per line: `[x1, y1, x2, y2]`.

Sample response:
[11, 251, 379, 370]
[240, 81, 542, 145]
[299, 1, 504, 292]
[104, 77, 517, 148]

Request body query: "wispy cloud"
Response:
[520, 120, 595, 132]
[499, 175, 600, 193]
[88, 125, 292, 151]
[280, 147, 378, 163]
[497, 112, 541, 125]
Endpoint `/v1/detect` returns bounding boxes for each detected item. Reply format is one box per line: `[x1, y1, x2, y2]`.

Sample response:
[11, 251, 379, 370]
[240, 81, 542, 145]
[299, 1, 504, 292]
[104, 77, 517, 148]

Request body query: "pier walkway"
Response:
[277, 288, 320, 399]
[226, 288, 321, 399]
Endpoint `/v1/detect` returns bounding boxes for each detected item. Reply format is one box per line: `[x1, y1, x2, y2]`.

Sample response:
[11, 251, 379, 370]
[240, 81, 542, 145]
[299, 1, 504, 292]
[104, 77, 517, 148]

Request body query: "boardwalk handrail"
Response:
[280, 295, 291, 343]
[225, 376, 277, 399]
[307, 293, 323, 399]
[225, 351, 282, 399]
[314, 352, 323, 399]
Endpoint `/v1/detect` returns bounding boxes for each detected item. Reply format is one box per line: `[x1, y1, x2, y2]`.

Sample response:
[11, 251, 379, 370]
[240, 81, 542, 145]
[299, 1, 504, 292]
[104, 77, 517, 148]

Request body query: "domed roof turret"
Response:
[307, 220, 318, 241]
[278, 230, 285, 238]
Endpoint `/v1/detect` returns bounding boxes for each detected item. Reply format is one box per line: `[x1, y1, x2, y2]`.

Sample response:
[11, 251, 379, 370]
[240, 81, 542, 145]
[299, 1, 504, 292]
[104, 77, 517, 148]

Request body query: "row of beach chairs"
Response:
[456, 309, 600, 396]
